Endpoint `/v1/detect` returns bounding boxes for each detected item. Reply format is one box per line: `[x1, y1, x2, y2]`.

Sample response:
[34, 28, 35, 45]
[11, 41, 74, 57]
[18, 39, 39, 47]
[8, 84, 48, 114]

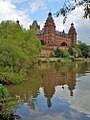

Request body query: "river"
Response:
[8, 62, 90, 120]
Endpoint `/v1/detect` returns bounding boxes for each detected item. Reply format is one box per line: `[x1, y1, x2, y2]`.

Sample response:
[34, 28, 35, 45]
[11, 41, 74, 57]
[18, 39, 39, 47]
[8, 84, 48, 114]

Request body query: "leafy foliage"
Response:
[63, 50, 70, 58]
[54, 41, 90, 59]
[0, 85, 21, 120]
[54, 48, 64, 57]
[68, 46, 74, 56]
[77, 41, 89, 58]
[0, 20, 41, 83]
[0, 84, 10, 101]
[55, 0, 90, 24]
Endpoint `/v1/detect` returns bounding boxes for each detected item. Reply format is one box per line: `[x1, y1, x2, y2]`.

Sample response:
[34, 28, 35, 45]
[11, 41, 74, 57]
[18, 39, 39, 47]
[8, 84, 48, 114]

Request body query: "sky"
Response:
[0, 0, 90, 44]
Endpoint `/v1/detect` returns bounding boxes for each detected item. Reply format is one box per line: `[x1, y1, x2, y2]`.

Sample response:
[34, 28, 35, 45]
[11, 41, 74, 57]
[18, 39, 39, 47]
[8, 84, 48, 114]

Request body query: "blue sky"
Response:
[0, 0, 90, 44]
[11, 0, 64, 21]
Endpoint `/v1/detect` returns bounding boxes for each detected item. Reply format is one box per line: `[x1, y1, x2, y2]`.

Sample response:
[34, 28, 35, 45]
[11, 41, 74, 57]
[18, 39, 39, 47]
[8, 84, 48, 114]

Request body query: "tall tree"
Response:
[77, 41, 89, 58]
[0, 20, 41, 83]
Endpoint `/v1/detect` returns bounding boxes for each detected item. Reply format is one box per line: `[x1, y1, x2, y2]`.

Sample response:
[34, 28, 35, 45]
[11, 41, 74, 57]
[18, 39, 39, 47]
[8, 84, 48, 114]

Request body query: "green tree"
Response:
[77, 41, 89, 58]
[0, 84, 10, 101]
[24, 27, 41, 64]
[0, 20, 41, 83]
[54, 48, 64, 57]
[88, 45, 90, 57]
[63, 50, 70, 58]
[68, 46, 74, 56]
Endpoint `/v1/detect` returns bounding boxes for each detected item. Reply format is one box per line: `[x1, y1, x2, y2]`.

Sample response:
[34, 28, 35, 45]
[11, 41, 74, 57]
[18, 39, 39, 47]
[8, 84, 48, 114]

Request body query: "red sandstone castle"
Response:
[31, 12, 77, 57]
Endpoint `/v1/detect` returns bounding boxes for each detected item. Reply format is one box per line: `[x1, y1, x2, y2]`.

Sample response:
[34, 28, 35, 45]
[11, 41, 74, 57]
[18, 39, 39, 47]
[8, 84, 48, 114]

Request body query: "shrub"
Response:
[68, 46, 74, 56]
[0, 20, 41, 83]
[0, 84, 10, 102]
[63, 51, 70, 58]
[54, 48, 64, 57]
[68, 56, 75, 61]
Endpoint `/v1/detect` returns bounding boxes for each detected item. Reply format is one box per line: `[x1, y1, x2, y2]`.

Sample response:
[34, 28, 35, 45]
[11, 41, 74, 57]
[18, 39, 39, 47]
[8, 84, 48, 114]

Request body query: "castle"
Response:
[30, 12, 77, 57]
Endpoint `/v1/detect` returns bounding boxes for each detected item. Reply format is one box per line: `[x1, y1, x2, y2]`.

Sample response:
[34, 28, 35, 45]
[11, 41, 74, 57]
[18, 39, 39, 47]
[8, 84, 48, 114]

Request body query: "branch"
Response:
[55, 0, 90, 24]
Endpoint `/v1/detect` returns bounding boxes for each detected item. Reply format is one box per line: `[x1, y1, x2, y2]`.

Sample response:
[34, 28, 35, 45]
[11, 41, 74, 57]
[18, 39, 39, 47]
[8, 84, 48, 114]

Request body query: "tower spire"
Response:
[16, 19, 19, 24]
[68, 23, 77, 46]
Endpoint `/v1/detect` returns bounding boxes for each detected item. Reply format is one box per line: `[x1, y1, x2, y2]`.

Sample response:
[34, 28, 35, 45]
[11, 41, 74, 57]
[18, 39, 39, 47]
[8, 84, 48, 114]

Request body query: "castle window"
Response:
[41, 40, 45, 45]
[61, 42, 67, 46]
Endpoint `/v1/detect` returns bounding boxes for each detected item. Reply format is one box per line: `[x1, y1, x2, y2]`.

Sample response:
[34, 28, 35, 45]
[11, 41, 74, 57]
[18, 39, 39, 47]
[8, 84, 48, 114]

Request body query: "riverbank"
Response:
[39, 57, 90, 63]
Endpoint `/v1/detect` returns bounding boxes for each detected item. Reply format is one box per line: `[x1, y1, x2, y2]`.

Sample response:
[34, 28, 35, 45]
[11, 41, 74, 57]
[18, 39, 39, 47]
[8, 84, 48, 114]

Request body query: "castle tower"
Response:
[62, 30, 65, 37]
[30, 20, 40, 31]
[43, 12, 56, 45]
[68, 23, 77, 46]
[16, 20, 19, 24]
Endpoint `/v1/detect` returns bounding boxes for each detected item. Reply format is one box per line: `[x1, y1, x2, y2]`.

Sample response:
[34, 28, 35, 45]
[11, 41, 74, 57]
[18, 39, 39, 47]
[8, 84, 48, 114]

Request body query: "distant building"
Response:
[30, 12, 77, 57]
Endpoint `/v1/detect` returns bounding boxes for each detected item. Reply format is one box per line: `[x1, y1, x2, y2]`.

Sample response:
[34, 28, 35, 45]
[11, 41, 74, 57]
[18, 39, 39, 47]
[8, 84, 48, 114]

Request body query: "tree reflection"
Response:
[8, 62, 90, 109]
[76, 62, 90, 76]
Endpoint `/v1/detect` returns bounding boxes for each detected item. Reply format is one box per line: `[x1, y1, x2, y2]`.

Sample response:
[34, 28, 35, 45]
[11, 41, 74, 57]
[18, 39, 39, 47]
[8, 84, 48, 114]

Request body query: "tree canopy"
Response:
[0, 20, 41, 83]
[77, 41, 89, 58]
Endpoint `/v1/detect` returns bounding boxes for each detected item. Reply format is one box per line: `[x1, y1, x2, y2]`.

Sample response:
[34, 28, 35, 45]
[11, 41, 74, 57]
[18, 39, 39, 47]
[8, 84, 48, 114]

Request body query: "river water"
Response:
[8, 62, 90, 120]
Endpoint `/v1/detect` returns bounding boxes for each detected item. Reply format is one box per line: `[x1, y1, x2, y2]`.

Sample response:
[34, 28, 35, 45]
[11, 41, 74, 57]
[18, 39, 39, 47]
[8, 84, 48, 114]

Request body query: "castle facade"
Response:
[31, 12, 77, 57]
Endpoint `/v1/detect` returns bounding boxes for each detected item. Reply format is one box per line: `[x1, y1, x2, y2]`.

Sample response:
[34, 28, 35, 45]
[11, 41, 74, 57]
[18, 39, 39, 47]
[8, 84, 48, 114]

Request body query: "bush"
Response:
[0, 68, 27, 84]
[0, 20, 41, 84]
[0, 84, 10, 101]
[68, 56, 75, 61]
[63, 51, 70, 58]
[68, 46, 74, 56]
[54, 48, 64, 57]
[0, 85, 21, 120]
[77, 41, 89, 58]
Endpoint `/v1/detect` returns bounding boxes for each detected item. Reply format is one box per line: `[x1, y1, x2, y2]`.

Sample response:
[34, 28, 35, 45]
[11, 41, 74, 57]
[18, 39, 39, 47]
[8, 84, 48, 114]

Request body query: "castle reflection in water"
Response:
[8, 62, 90, 109]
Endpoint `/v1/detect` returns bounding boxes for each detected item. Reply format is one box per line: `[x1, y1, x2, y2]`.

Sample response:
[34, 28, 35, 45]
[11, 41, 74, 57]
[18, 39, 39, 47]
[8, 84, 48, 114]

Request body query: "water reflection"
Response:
[41, 62, 76, 98]
[7, 62, 90, 120]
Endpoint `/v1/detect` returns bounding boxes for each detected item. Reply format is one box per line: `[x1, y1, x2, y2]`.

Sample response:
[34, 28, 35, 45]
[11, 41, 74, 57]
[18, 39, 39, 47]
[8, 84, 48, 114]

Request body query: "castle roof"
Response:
[56, 30, 69, 38]
[37, 30, 44, 35]
[68, 23, 77, 35]
[32, 20, 38, 25]
[32, 13, 76, 41]
[47, 12, 53, 21]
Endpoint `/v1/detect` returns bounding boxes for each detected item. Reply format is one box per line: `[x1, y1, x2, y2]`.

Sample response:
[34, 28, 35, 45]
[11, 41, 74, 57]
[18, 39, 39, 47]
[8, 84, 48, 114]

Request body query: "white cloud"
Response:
[54, 16, 65, 31]
[54, 6, 90, 44]
[0, 0, 32, 28]
[54, 83, 90, 117]
[66, 7, 90, 44]
[10, 0, 26, 4]
[29, 0, 47, 13]
[65, 6, 90, 44]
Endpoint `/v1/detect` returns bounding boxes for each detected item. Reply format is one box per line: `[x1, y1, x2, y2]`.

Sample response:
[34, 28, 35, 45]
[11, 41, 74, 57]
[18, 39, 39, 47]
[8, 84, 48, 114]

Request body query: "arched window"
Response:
[40, 40, 45, 45]
[61, 42, 67, 46]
